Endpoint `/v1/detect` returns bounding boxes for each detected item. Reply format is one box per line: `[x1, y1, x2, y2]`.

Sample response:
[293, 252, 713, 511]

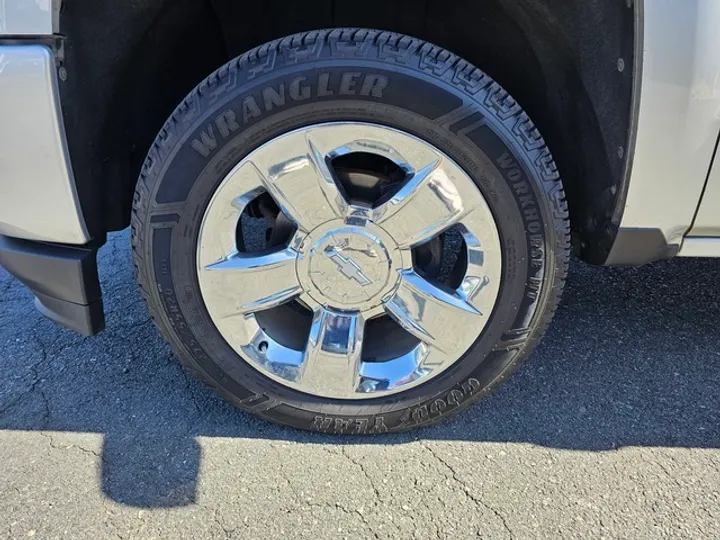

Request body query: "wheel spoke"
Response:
[372, 159, 472, 248]
[250, 130, 348, 232]
[299, 308, 365, 397]
[200, 248, 301, 316]
[384, 271, 483, 356]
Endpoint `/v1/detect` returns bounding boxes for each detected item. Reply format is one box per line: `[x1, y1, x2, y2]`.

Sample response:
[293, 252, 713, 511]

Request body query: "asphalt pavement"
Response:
[0, 229, 719, 539]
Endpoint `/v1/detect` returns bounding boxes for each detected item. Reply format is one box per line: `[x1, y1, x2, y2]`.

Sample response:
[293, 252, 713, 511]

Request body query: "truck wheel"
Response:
[131, 29, 570, 434]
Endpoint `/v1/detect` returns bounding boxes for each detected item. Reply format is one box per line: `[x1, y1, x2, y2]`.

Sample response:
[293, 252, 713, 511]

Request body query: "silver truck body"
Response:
[0, 0, 719, 334]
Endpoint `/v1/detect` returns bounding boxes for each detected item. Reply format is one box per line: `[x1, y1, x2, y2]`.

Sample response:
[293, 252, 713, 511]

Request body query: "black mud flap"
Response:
[0, 235, 105, 335]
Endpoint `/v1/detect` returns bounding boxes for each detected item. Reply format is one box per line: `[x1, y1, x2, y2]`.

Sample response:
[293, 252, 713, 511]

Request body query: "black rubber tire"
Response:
[131, 28, 570, 434]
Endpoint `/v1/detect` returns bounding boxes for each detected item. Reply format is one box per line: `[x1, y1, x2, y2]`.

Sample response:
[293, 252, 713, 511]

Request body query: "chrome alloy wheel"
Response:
[197, 122, 502, 399]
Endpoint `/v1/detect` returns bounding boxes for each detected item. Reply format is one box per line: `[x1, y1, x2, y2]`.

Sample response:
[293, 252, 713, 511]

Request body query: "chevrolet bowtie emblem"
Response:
[325, 247, 372, 286]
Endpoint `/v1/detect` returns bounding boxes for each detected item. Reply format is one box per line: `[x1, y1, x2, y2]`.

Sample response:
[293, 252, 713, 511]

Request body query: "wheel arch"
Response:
[59, 0, 638, 265]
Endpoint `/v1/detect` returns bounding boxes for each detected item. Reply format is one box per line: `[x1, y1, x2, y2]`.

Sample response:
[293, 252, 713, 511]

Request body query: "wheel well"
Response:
[60, 0, 636, 264]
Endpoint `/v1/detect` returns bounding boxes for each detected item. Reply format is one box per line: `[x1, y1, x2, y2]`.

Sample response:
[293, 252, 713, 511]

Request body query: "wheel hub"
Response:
[297, 219, 404, 312]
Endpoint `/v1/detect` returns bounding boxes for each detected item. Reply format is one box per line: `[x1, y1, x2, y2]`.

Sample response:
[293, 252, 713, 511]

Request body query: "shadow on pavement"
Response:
[0, 231, 718, 507]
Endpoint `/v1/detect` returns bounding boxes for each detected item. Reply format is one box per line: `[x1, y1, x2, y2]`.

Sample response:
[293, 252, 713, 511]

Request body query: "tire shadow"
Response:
[0, 230, 718, 507]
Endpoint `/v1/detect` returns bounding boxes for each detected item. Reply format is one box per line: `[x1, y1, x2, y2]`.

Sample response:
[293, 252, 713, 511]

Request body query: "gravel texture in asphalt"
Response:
[1, 229, 719, 539]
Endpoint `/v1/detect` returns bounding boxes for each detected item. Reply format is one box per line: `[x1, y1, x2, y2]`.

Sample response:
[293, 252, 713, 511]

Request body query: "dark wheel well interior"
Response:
[59, 0, 636, 264]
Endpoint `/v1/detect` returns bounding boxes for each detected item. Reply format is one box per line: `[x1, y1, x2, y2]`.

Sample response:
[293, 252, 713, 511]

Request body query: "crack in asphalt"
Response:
[40, 432, 104, 461]
[338, 447, 384, 540]
[179, 367, 204, 415]
[408, 474, 445, 540]
[274, 445, 384, 539]
[339, 447, 384, 502]
[203, 506, 237, 539]
[29, 336, 53, 427]
[421, 442, 516, 540]
[0, 338, 50, 422]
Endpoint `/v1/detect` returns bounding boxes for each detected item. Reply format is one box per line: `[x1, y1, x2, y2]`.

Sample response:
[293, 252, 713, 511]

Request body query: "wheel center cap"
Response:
[310, 228, 390, 303]
[296, 220, 403, 311]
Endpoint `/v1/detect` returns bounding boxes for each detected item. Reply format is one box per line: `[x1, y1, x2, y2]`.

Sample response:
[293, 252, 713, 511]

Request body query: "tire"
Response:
[131, 28, 570, 434]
